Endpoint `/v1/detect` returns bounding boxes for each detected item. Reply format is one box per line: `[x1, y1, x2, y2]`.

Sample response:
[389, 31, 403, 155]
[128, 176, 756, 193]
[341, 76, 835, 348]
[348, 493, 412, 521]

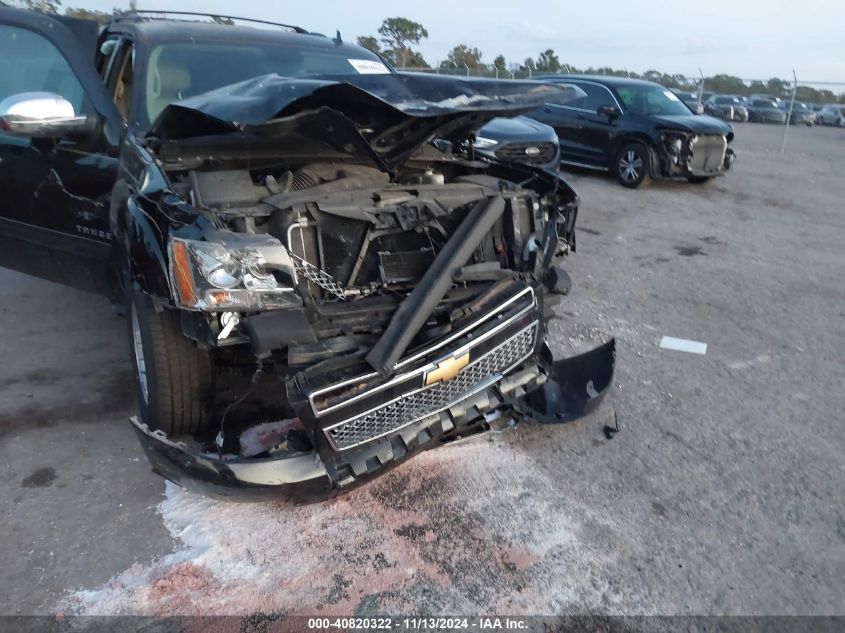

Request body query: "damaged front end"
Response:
[127, 74, 614, 500]
[654, 129, 736, 180]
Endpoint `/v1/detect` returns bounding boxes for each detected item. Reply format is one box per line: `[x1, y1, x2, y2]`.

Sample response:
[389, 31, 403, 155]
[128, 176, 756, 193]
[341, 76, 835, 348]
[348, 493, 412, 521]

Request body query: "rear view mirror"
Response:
[0, 92, 96, 140]
[597, 105, 622, 119]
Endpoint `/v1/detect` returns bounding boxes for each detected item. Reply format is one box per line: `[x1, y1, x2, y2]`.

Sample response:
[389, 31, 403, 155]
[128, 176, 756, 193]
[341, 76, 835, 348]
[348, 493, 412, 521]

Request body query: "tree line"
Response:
[4, 3, 842, 104]
[357, 17, 845, 104]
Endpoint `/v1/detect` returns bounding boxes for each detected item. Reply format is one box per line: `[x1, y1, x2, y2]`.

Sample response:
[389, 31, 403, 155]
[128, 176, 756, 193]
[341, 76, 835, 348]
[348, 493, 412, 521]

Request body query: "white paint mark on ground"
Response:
[57, 434, 622, 616]
[659, 336, 708, 355]
[727, 354, 771, 370]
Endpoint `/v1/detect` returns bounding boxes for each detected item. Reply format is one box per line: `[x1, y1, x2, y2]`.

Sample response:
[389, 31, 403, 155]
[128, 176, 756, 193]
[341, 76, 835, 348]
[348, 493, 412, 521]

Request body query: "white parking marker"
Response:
[660, 336, 708, 355]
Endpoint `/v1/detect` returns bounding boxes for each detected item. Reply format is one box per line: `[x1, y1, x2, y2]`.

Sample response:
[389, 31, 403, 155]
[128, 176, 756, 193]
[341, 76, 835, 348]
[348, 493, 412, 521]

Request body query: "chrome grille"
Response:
[495, 142, 557, 165]
[325, 324, 537, 451]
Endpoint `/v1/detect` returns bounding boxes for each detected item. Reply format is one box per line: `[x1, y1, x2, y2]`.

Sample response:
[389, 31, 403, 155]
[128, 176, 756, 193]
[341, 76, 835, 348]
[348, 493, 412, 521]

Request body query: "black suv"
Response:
[529, 76, 736, 188]
[0, 9, 614, 500]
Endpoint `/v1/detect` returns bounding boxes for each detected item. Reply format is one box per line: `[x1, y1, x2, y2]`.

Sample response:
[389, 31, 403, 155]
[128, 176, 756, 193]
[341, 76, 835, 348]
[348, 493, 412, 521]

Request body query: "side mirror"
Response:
[0, 92, 96, 140]
[597, 105, 622, 120]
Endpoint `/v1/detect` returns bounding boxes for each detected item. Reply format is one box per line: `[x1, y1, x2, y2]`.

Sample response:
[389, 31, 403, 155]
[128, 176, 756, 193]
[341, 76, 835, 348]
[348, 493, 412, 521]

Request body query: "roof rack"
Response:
[118, 10, 310, 34]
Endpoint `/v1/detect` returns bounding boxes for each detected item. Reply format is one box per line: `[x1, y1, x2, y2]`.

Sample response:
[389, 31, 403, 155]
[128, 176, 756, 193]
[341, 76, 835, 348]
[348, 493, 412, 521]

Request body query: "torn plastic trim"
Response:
[513, 338, 616, 424]
[130, 417, 333, 502]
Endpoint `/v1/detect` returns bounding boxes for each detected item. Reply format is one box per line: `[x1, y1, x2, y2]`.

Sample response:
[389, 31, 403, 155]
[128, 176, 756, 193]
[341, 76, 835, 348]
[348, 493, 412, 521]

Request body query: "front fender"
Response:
[126, 194, 173, 300]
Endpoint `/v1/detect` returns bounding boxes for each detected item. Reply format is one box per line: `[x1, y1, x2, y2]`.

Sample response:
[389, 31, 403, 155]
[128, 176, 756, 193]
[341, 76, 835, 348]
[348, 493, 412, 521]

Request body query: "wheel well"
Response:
[610, 135, 654, 163]
[610, 137, 658, 176]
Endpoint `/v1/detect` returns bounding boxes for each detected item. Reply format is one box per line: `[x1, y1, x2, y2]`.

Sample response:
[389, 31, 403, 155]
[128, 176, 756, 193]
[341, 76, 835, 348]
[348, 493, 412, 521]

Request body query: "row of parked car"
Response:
[475, 78, 845, 191]
[672, 90, 845, 126]
[475, 75, 736, 189]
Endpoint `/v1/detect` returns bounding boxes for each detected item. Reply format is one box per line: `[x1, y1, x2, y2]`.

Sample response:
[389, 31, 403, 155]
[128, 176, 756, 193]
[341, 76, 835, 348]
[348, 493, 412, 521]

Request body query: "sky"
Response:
[70, 0, 845, 83]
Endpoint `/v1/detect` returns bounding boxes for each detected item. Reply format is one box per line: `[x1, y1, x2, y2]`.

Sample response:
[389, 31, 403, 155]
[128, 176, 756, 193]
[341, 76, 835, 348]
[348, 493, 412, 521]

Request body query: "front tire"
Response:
[129, 291, 215, 436]
[615, 143, 651, 188]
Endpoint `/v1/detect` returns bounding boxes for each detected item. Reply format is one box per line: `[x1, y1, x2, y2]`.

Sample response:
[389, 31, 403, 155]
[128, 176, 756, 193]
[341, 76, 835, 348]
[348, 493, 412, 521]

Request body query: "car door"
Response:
[529, 82, 586, 163]
[566, 83, 624, 168]
[0, 8, 123, 294]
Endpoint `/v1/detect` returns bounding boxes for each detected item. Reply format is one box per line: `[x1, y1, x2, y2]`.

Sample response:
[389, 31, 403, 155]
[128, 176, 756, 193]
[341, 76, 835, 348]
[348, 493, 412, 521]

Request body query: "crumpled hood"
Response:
[651, 114, 733, 135]
[148, 73, 583, 169]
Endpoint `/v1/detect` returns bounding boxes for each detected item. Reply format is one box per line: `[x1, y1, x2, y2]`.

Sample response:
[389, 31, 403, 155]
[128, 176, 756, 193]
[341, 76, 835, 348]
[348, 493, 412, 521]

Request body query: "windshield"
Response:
[716, 97, 740, 104]
[753, 100, 777, 108]
[615, 85, 691, 116]
[143, 42, 389, 123]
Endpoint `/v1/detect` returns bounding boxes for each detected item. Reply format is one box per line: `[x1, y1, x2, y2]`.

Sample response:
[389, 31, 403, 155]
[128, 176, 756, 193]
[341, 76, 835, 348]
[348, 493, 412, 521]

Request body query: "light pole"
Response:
[782, 70, 798, 153]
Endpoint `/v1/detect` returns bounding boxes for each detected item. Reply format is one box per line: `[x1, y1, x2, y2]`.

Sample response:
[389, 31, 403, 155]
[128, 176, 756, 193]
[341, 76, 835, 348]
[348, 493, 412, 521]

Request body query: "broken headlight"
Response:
[169, 234, 300, 311]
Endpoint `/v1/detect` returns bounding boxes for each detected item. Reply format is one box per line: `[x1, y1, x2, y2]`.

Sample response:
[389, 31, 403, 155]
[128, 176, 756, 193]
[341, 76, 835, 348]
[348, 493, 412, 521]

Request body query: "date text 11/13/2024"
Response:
[306, 617, 529, 630]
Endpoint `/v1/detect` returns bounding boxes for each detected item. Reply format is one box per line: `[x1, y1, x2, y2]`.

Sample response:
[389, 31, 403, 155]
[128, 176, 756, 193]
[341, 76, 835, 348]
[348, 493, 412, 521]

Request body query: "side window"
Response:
[97, 37, 121, 78]
[0, 25, 87, 114]
[616, 88, 635, 111]
[553, 82, 587, 109]
[581, 85, 616, 111]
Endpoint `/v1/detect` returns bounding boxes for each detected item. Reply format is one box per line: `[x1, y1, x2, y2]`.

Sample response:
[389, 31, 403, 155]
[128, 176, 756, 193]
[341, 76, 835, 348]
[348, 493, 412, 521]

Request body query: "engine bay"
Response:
[159, 153, 578, 388]
[169, 158, 570, 299]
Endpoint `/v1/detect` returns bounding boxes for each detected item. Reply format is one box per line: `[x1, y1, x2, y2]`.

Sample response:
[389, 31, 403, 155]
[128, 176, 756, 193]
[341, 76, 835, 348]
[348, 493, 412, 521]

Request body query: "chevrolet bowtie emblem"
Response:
[424, 352, 470, 386]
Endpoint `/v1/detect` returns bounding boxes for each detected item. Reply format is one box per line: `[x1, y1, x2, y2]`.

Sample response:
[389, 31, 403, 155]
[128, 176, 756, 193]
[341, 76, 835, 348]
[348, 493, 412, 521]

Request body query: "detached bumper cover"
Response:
[131, 338, 616, 502]
[130, 418, 334, 502]
[513, 339, 615, 423]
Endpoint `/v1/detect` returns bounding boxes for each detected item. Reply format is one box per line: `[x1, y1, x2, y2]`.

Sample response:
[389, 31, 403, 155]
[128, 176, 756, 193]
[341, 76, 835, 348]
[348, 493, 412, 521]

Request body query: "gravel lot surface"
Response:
[1, 122, 843, 617]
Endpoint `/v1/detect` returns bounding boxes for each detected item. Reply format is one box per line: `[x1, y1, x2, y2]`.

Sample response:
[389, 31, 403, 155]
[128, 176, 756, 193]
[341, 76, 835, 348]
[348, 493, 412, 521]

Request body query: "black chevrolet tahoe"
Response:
[0, 8, 614, 500]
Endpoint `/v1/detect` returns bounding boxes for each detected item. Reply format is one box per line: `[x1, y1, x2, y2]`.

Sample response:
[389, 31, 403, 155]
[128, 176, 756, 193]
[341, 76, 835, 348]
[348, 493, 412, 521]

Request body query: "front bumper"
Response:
[790, 113, 815, 124]
[131, 336, 616, 502]
[755, 112, 787, 123]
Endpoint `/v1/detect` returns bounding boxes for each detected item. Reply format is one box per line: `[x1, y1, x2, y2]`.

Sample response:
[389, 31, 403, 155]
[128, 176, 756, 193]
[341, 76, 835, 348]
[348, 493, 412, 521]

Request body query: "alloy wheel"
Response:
[619, 150, 642, 183]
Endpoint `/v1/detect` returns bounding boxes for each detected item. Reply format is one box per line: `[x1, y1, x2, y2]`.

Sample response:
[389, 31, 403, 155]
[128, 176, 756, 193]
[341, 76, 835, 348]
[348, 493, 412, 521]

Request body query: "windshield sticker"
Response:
[664, 91, 680, 101]
[348, 59, 390, 74]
